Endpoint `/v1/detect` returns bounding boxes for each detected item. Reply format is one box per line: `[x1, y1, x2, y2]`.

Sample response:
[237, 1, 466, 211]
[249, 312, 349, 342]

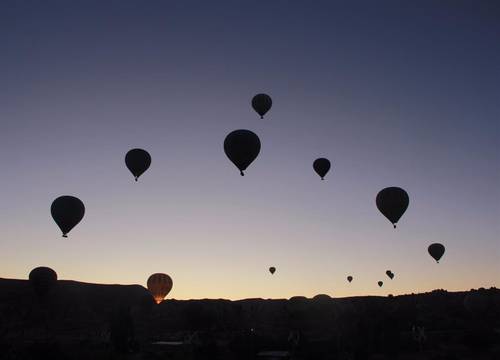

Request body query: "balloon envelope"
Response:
[224, 130, 261, 176]
[29, 267, 57, 298]
[347, 276, 353, 283]
[428, 243, 445, 263]
[313, 158, 331, 180]
[251, 93, 272, 119]
[269, 267, 276, 275]
[125, 148, 151, 181]
[376, 187, 409, 228]
[386, 270, 394, 280]
[51, 196, 85, 237]
[378, 281, 383, 287]
[147, 273, 173, 304]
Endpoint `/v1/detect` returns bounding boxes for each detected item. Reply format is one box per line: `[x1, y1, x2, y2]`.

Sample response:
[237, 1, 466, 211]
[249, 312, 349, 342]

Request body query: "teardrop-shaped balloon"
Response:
[378, 281, 384, 287]
[347, 276, 353, 283]
[125, 148, 151, 181]
[147, 273, 173, 304]
[51, 196, 85, 237]
[313, 158, 331, 180]
[251, 93, 272, 119]
[269, 267, 276, 275]
[224, 130, 261, 176]
[428, 243, 445, 263]
[29, 267, 57, 298]
[376, 187, 409, 228]
[386, 270, 394, 280]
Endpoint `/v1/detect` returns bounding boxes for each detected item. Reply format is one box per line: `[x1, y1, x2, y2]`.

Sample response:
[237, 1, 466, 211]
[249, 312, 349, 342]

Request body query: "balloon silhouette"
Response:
[428, 243, 445, 263]
[347, 276, 353, 283]
[313, 158, 331, 180]
[378, 281, 384, 287]
[29, 267, 57, 298]
[224, 130, 261, 176]
[251, 93, 272, 119]
[147, 273, 173, 304]
[386, 270, 394, 280]
[376, 187, 409, 228]
[51, 196, 85, 237]
[125, 148, 151, 181]
[269, 267, 276, 275]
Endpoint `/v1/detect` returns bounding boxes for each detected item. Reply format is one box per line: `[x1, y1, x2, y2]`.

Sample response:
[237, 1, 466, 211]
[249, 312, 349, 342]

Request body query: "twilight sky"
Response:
[0, 1, 499, 300]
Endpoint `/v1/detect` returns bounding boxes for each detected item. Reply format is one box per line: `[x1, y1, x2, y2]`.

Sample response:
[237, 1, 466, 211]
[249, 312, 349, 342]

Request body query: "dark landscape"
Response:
[1, 278, 499, 360]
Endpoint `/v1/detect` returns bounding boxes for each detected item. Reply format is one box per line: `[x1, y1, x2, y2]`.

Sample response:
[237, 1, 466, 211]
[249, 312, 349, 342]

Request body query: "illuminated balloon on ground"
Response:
[147, 273, 173, 304]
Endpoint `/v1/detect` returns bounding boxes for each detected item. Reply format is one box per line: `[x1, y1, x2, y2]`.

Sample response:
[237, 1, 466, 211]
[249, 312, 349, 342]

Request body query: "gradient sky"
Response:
[1, 1, 499, 300]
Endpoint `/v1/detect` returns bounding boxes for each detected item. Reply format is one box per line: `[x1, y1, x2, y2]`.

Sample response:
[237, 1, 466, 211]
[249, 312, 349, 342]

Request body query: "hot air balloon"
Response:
[428, 243, 445, 263]
[224, 130, 261, 176]
[269, 267, 276, 275]
[378, 281, 383, 287]
[51, 196, 85, 237]
[347, 276, 353, 283]
[29, 267, 57, 298]
[386, 270, 394, 280]
[147, 273, 173, 304]
[251, 93, 272, 119]
[376, 187, 409, 228]
[313, 158, 331, 180]
[125, 148, 151, 181]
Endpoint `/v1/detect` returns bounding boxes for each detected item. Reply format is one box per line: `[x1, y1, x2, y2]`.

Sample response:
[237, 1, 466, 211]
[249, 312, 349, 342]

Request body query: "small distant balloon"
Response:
[347, 276, 353, 283]
[125, 148, 151, 181]
[51, 196, 85, 237]
[386, 270, 394, 280]
[224, 130, 261, 176]
[313, 158, 331, 180]
[376, 187, 409, 228]
[29, 267, 57, 298]
[147, 273, 173, 304]
[378, 281, 383, 287]
[251, 93, 272, 119]
[269, 267, 276, 275]
[428, 243, 445, 263]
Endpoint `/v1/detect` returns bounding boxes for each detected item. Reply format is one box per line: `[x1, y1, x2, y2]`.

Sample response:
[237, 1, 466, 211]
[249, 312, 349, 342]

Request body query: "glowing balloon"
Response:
[147, 273, 173, 304]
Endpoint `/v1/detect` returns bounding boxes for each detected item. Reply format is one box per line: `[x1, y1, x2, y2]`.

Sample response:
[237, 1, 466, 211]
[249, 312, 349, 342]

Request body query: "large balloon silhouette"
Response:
[125, 148, 151, 181]
[51, 196, 85, 237]
[147, 273, 173, 304]
[313, 158, 331, 180]
[428, 243, 445, 263]
[224, 130, 261, 176]
[269, 267, 276, 275]
[347, 276, 353, 283]
[376, 187, 409, 228]
[378, 281, 384, 287]
[386, 270, 394, 280]
[29, 267, 57, 298]
[251, 93, 272, 119]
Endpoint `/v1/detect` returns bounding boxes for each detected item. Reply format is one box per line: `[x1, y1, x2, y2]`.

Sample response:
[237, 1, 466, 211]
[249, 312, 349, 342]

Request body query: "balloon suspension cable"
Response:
[260, 115, 264, 119]
[321, 177, 324, 180]
[393, 224, 397, 229]
[62, 234, 68, 238]
[135, 177, 138, 182]
[240, 170, 245, 176]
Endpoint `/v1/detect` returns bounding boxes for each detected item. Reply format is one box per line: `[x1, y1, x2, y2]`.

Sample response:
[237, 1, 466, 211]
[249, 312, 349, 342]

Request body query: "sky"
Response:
[0, 0, 499, 300]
